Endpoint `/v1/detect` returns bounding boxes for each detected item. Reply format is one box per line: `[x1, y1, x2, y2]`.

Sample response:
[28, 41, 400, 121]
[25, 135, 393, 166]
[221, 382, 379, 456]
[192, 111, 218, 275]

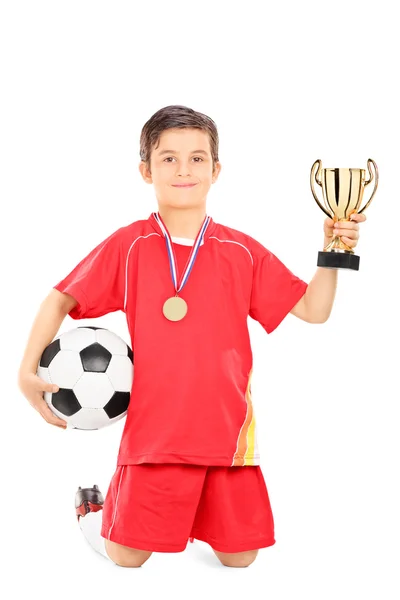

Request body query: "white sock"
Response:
[78, 509, 113, 562]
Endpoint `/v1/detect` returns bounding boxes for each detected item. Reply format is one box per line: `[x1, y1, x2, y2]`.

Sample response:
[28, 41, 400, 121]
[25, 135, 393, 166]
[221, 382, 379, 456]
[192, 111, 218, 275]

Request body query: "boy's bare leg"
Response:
[105, 539, 152, 567]
[213, 549, 258, 568]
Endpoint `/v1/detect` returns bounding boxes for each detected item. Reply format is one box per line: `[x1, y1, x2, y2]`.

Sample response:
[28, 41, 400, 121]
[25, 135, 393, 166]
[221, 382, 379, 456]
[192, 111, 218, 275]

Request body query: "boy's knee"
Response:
[105, 539, 152, 567]
[214, 548, 259, 568]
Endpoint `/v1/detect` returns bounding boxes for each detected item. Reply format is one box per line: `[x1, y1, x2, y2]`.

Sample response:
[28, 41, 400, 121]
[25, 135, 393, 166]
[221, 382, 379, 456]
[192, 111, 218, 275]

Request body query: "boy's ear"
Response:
[213, 161, 222, 182]
[139, 161, 152, 183]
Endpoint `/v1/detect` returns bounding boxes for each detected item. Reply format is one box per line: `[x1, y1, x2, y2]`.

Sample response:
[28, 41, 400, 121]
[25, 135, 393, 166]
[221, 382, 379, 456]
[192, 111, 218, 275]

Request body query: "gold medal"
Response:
[163, 296, 188, 321]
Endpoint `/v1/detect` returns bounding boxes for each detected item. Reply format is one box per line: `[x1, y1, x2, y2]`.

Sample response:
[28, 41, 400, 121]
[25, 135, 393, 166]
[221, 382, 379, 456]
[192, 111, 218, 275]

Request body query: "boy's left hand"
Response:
[323, 212, 367, 249]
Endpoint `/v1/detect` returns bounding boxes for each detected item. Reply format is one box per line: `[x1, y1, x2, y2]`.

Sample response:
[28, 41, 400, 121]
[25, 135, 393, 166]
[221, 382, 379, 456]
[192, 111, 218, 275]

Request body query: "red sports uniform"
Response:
[54, 213, 308, 552]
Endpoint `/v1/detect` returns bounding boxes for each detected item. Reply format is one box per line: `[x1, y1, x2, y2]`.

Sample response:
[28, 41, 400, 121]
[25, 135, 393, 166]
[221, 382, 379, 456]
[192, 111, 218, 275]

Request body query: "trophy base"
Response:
[317, 251, 360, 271]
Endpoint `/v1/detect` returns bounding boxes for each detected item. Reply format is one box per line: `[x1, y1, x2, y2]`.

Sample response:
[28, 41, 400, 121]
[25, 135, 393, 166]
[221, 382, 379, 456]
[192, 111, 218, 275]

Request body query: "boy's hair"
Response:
[140, 105, 219, 173]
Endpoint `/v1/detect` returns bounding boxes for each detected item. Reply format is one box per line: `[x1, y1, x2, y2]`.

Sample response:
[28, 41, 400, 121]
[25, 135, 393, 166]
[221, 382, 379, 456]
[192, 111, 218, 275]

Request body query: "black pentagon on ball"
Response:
[127, 345, 133, 363]
[77, 326, 106, 331]
[40, 338, 61, 367]
[104, 391, 130, 419]
[80, 342, 112, 372]
[52, 388, 82, 416]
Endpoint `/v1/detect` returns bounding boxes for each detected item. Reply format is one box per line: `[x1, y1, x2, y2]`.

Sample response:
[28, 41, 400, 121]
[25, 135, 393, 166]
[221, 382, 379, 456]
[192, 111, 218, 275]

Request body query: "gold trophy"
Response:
[310, 158, 378, 270]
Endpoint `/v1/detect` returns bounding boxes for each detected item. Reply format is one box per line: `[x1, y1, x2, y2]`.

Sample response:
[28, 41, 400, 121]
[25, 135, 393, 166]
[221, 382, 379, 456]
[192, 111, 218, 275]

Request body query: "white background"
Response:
[1, 0, 399, 598]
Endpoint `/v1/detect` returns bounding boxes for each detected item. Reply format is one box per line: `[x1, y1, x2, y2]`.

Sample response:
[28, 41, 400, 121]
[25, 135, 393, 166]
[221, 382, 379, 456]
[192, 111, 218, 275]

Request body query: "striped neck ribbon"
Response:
[153, 211, 211, 294]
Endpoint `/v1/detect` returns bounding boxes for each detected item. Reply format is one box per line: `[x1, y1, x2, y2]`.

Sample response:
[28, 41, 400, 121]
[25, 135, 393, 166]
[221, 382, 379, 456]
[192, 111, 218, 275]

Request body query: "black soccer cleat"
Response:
[75, 484, 104, 521]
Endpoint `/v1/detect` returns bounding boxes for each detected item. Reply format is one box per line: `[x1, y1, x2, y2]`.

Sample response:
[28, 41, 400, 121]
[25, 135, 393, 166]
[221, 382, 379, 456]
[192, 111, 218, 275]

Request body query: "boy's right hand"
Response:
[18, 373, 67, 430]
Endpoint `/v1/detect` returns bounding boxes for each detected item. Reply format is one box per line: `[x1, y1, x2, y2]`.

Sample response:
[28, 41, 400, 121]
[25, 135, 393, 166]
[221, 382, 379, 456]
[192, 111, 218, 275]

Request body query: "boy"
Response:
[18, 105, 365, 568]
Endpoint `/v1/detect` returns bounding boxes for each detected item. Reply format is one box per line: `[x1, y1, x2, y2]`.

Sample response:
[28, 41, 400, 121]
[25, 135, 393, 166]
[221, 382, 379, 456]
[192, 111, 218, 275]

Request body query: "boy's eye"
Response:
[164, 157, 203, 163]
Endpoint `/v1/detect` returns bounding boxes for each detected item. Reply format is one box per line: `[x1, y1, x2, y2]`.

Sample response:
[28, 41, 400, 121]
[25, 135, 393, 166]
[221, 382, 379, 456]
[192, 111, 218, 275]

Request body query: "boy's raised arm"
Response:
[290, 268, 337, 323]
[290, 213, 366, 324]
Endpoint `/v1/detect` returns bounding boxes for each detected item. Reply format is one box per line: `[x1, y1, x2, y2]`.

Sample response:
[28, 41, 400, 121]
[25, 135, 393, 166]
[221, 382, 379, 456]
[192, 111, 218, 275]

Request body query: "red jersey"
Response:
[53, 213, 308, 467]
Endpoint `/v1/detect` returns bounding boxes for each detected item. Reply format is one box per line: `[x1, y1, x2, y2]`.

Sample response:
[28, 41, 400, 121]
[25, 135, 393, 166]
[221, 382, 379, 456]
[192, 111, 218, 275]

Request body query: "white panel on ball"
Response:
[74, 372, 115, 409]
[96, 328, 129, 355]
[106, 355, 133, 392]
[59, 327, 96, 352]
[48, 351, 83, 389]
[68, 407, 114, 430]
[37, 365, 50, 384]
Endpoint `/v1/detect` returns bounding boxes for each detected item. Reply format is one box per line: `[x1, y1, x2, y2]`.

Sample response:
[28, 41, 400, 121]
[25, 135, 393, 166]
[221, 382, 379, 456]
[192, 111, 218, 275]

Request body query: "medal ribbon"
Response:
[153, 212, 211, 294]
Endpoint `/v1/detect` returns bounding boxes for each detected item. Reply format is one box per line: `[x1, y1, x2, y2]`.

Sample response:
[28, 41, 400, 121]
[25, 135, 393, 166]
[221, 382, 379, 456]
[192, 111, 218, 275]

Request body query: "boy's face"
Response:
[139, 128, 221, 210]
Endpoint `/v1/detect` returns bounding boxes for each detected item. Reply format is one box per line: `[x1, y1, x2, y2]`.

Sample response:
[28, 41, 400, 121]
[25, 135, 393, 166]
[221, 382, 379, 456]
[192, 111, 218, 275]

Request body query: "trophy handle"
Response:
[310, 159, 332, 218]
[358, 158, 379, 214]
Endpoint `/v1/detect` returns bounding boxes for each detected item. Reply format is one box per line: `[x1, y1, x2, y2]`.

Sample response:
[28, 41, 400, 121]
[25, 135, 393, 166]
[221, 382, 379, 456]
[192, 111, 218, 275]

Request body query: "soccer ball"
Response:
[37, 326, 133, 430]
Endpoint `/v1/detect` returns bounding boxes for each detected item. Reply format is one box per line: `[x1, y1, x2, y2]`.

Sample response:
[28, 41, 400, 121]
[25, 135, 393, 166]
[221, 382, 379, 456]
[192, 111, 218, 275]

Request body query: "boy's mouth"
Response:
[172, 183, 197, 188]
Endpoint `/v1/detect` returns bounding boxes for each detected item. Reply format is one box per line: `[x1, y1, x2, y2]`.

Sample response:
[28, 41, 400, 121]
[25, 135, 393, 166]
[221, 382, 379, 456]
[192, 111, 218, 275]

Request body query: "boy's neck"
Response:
[158, 206, 207, 240]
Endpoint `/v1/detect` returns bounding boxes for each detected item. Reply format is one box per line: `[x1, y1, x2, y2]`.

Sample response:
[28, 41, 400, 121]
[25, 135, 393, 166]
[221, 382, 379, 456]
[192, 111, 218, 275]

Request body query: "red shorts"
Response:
[100, 463, 276, 553]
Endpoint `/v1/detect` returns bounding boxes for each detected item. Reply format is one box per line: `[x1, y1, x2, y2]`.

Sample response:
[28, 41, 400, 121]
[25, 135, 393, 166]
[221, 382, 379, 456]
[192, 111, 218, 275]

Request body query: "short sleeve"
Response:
[249, 249, 308, 334]
[53, 229, 125, 319]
